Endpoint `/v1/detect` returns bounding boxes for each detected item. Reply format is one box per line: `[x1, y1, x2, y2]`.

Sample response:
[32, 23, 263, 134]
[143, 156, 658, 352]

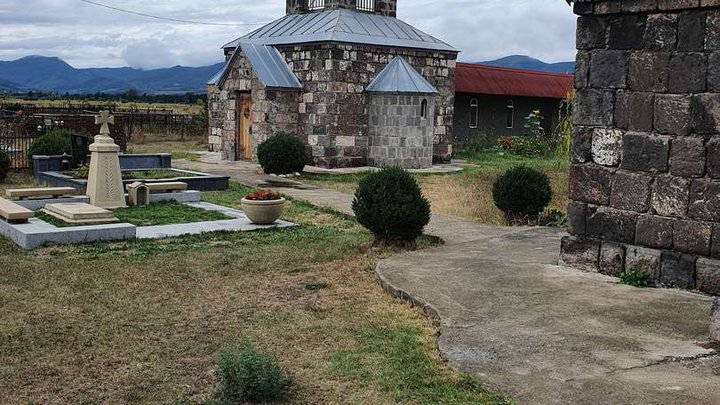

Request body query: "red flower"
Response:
[245, 189, 282, 201]
[16, 110, 23, 116]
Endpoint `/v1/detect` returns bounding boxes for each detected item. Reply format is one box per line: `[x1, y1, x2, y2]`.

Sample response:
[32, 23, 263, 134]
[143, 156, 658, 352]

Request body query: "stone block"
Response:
[625, 245, 662, 284]
[560, 236, 600, 272]
[707, 11, 720, 50]
[692, 94, 720, 134]
[571, 126, 593, 164]
[575, 51, 590, 90]
[600, 242, 626, 276]
[654, 95, 692, 135]
[714, 223, 720, 259]
[669, 53, 708, 93]
[651, 175, 690, 217]
[677, 11, 707, 51]
[590, 51, 629, 88]
[708, 139, 720, 178]
[595, 1, 622, 14]
[670, 137, 706, 177]
[708, 52, 720, 92]
[577, 16, 608, 50]
[696, 258, 720, 295]
[674, 220, 712, 255]
[628, 52, 670, 92]
[586, 206, 638, 244]
[622, 0, 658, 13]
[592, 128, 623, 166]
[636, 215, 674, 249]
[644, 13, 678, 51]
[658, 0, 699, 10]
[610, 171, 652, 212]
[660, 251, 696, 289]
[567, 201, 587, 235]
[620, 133, 669, 173]
[614, 91, 654, 132]
[569, 164, 613, 205]
[574, 89, 614, 126]
[608, 14, 646, 50]
[688, 179, 720, 221]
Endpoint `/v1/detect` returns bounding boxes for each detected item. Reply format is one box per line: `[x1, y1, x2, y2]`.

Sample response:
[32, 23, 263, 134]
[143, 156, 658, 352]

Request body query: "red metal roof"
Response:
[455, 62, 574, 99]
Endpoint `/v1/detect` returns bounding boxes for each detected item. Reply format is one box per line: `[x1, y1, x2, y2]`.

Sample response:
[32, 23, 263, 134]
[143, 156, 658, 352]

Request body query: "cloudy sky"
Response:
[0, 0, 577, 69]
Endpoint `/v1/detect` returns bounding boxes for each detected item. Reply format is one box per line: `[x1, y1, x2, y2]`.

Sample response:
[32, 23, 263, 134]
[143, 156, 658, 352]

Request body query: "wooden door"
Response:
[236, 93, 253, 159]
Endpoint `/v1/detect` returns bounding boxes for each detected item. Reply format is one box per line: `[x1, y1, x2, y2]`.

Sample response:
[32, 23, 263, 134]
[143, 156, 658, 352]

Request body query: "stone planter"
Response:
[241, 197, 286, 225]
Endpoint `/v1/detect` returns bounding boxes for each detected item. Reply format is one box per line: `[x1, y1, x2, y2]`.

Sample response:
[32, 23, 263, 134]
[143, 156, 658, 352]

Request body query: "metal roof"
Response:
[455, 63, 573, 99]
[223, 9, 457, 53]
[366, 57, 437, 94]
[208, 44, 302, 90]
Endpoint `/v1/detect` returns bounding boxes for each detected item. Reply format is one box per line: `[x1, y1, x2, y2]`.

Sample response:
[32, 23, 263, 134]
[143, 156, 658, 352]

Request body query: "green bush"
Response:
[492, 165, 552, 224]
[27, 129, 72, 162]
[256, 133, 307, 175]
[0, 151, 10, 181]
[216, 340, 290, 403]
[352, 167, 431, 246]
[618, 269, 650, 288]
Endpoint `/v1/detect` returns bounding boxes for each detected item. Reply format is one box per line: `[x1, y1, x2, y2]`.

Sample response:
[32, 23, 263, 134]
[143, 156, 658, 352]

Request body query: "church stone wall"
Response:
[562, 0, 720, 295]
[368, 94, 435, 168]
[278, 42, 456, 168]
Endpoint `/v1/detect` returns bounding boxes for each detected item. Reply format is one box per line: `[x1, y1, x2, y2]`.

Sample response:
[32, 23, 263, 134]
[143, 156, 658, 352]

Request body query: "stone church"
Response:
[207, 0, 458, 168]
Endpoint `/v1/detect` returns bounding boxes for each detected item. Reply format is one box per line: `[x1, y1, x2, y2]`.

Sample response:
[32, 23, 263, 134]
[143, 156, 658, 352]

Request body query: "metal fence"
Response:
[356, 0, 375, 12]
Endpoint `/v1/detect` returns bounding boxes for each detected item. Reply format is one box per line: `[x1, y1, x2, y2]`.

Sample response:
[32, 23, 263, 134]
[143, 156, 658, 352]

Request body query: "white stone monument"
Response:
[86, 111, 127, 209]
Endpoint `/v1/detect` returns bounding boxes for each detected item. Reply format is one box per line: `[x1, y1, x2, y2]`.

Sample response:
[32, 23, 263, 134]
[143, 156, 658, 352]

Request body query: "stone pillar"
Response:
[561, 0, 720, 294]
[86, 112, 127, 210]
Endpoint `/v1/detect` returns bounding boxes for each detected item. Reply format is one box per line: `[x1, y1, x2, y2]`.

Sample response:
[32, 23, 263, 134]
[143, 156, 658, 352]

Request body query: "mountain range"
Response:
[0, 54, 574, 95]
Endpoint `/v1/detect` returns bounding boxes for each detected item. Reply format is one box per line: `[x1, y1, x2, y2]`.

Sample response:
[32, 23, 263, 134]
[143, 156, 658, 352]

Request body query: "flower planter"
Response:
[241, 197, 286, 225]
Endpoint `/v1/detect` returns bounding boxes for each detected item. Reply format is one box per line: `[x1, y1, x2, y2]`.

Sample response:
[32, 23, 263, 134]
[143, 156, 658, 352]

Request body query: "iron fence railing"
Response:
[308, 0, 325, 10]
[356, 0, 375, 12]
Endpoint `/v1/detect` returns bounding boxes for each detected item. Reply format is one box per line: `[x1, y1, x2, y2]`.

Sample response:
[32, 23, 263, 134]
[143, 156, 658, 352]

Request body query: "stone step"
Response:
[6, 187, 77, 200]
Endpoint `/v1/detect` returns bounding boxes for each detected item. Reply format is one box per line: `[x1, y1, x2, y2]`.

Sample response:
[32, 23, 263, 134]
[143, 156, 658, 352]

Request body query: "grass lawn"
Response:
[127, 139, 205, 161]
[305, 150, 570, 226]
[36, 201, 232, 227]
[0, 182, 509, 404]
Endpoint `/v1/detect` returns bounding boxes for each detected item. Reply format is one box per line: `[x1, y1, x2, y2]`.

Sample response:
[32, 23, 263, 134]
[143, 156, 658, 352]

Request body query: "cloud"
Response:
[0, 0, 578, 68]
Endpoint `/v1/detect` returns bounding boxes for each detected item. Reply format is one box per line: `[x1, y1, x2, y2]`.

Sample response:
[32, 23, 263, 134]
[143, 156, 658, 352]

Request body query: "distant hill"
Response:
[0, 56, 224, 94]
[478, 55, 575, 74]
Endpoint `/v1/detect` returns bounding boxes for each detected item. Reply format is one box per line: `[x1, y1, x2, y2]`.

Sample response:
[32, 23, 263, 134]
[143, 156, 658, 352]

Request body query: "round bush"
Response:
[492, 165, 552, 223]
[0, 151, 10, 182]
[352, 167, 431, 245]
[256, 133, 307, 175]
[217, 341, 290, 402]
[27, 130, 72, 162]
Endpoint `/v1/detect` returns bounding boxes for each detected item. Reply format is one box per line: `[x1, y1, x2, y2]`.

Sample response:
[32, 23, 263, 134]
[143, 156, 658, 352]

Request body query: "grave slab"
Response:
[43, 203, 118, 224]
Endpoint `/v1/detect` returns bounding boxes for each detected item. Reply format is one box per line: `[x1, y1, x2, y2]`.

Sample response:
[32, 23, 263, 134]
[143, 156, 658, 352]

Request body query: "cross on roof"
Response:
[95, 110, 114, 135]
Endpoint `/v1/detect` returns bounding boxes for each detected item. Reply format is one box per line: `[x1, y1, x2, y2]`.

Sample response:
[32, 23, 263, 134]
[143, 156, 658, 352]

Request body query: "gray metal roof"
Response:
[208, 44, 302, 90]
[223, 9, 457, 53]
[366, 57, 437, 94]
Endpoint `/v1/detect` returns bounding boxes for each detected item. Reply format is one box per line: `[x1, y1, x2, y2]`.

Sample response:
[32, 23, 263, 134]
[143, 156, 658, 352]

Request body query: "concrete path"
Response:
[176, 158, 720, 404]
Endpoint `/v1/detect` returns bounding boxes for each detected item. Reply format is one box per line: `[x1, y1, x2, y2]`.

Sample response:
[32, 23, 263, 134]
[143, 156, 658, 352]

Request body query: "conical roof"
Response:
[366, 57, 438, 94]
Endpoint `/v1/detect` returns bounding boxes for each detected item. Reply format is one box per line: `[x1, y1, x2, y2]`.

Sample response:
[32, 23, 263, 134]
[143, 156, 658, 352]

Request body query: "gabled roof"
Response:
[223, 9, 457, 53]
[455, 63, 573, 99]
[208, 44, 302, 90]
[366, 57, 437, 94]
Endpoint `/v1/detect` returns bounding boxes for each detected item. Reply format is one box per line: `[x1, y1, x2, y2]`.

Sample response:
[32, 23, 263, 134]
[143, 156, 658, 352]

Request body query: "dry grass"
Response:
[0, 183, 508, 404]
[0, 170, 36, 194]
[5, 98, 202, 115]
[305, 152, 570, 226]
[127, 140, 206, 161]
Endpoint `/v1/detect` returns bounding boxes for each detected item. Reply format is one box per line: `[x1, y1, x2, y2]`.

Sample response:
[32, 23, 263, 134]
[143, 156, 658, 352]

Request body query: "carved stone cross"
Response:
[95, 110, 114, 135]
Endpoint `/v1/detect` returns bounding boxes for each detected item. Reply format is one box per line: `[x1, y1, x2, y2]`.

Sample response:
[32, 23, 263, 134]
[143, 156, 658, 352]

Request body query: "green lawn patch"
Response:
[36, 201, 231, 227]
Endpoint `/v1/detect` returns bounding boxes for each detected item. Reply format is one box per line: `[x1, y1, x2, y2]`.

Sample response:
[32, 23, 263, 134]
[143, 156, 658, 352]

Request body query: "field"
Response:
[3, 97, 202, 115]
[306, 150, 570, 225]
[0, 181, 509, 404]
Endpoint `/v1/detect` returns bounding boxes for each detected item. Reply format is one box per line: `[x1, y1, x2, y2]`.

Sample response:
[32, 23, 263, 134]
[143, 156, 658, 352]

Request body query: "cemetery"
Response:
[3, 0, 720, 403]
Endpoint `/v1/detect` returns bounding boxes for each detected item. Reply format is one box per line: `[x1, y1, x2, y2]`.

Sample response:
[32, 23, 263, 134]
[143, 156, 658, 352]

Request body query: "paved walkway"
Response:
[177, 158, 720, 404]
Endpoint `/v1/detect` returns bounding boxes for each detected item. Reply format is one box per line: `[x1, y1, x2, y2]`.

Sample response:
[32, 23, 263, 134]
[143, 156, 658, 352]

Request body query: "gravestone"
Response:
[43, 203, 118, 225]
[562, 0, 720, 295]
[86, 111, 127, 209]
[127, 182, 150, 206]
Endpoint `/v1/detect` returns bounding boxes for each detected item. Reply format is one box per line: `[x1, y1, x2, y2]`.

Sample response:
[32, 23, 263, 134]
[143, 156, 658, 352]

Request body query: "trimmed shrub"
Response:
[256, 133, 307, 175]
[0, 151, 10, 181]
[27, 129, 72, 162]
[492, 165, 552, 224]
[352, 167, 431, 246]
[216, 340, 290, 403]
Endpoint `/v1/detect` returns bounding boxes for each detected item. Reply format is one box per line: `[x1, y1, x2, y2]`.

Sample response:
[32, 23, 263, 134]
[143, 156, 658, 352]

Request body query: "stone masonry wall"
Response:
[562, 0, 720, 295]
[278, 42, 456, 168]
[207, 50, 300, 160]
[368, 94, 435, 168]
